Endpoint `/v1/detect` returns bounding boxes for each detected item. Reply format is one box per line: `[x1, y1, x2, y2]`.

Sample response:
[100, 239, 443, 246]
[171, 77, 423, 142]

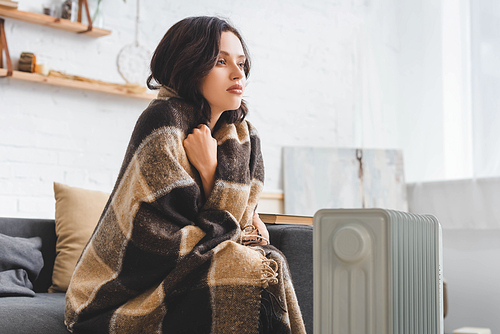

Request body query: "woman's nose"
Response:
[230, 63, 243, 80]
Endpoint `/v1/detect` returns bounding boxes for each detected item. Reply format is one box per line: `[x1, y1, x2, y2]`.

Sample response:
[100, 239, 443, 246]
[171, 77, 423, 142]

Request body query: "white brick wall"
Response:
[1, 0, 402, 218]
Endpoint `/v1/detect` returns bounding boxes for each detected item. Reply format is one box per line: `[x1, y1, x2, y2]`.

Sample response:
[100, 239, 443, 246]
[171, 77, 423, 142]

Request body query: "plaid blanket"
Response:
[65, 89, 306, 334]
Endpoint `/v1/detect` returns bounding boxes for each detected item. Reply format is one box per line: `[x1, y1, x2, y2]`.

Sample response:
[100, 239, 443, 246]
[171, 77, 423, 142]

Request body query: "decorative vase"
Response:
[92, 0, 104, 29]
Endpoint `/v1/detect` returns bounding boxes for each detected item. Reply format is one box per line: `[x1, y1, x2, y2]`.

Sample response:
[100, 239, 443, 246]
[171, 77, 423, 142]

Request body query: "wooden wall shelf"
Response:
[0, 7, 110, 37]
[0, 69, 155, 100]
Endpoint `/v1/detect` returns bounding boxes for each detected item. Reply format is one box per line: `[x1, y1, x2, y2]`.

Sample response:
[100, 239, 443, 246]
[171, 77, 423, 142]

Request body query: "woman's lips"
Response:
[227, 84, 243, 95]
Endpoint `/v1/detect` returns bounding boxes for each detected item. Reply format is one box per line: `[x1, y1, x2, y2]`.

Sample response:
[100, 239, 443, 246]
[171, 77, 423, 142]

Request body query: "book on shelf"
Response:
[0, 0, 18, 9]
[259, 213, 313, 225]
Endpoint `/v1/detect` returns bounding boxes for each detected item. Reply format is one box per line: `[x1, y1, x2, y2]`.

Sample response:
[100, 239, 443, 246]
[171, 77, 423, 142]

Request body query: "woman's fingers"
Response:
[183, 125, 217, 171]
[253, 213, 270, 240]
[183, 124, 218, 198]
[191, 124, 210, 136]
[241, 212, 270, 246]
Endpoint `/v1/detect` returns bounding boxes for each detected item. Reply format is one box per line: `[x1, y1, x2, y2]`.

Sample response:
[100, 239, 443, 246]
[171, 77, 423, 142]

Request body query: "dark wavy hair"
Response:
[147, 16, 251, 125]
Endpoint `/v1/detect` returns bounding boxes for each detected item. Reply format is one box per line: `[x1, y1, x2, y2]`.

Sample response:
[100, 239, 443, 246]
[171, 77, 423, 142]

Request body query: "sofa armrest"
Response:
[266, 223, 313, 334]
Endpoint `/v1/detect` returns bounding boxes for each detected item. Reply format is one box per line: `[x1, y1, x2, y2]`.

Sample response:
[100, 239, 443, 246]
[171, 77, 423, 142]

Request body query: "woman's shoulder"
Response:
[240, 119, 260, 139]
[137, 97, 197, 133]
[216, 119, 261, 149]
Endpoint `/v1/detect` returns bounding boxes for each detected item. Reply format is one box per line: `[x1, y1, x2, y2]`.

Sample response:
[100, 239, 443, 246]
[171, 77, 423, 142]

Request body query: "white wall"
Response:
[1, 0, 401, 218]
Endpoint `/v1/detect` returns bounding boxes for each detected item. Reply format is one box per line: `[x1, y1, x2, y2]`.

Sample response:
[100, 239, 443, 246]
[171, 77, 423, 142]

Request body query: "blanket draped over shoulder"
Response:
[65, 87, 306, 334]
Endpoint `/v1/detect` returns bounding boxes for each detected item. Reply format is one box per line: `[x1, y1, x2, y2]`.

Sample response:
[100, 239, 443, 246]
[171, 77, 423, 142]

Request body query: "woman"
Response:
[65, 16, 306, 334]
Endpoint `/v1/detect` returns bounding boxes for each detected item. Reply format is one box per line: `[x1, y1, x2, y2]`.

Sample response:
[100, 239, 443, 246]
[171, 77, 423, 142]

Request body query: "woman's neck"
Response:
[209, 110, 224, 131]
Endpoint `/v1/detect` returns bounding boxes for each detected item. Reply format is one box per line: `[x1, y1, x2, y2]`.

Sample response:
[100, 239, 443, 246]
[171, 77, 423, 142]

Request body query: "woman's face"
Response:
[200, 31, 247, 118]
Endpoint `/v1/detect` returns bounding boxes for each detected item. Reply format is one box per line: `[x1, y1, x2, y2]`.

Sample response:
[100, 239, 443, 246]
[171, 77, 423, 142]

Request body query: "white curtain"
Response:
[470, 0, 500, 178]
[408, 0, 500, 228]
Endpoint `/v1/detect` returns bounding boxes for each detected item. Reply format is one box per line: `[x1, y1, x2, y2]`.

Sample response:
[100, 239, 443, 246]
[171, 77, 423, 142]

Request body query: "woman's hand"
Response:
[243, 212, 270, 246]
[183, 124, 218, 199]
[252, 212, 270, 243]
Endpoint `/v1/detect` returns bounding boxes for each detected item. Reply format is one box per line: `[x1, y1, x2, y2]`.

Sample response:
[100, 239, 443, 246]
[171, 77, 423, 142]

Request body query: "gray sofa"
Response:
[0, 217, 313, 333]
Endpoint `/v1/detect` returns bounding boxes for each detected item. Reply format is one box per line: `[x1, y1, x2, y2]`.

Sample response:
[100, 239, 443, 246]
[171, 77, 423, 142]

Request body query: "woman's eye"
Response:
[238, 63, 245, 69]
[217, 59, 226, 65]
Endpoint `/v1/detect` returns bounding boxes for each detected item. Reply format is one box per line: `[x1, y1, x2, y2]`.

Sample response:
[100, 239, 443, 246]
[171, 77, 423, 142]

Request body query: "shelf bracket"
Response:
[0, 18, 13, 77]
[77, 0, 93, 34]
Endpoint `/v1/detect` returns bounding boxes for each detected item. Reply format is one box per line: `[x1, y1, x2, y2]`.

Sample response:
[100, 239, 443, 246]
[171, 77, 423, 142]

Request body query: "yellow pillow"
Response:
[50, 182, 110, 293]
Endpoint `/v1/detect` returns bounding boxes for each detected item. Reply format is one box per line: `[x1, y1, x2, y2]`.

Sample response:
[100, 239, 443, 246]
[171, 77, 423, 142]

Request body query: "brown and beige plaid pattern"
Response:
[65, 90, 305, 334]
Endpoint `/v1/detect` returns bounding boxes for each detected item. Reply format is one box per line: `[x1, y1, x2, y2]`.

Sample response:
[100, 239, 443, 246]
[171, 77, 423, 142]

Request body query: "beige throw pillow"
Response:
[50, 182, 110, 293]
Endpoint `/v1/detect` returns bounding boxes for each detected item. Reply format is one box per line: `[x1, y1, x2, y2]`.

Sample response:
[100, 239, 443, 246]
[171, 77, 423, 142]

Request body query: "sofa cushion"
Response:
[51, 182, 109, 292]
[266, 223, 313, 334]
[0, 233, 43, 297]
[0, 293, 68, 333]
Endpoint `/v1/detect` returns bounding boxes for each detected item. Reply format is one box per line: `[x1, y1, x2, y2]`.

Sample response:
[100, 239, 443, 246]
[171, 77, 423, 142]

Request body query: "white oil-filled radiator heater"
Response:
[314, 209, 443, 334]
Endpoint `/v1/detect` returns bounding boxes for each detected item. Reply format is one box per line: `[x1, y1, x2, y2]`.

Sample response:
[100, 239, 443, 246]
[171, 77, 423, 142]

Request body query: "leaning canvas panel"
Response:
[283, 147, 407, 216]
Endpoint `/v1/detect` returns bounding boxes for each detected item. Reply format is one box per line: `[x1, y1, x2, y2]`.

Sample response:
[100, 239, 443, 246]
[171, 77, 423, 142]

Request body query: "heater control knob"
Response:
[333, 225, 370, 263]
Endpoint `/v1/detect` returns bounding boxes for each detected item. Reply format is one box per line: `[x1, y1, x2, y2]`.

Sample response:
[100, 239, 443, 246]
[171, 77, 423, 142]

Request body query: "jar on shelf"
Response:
[61, 0, 78, 22]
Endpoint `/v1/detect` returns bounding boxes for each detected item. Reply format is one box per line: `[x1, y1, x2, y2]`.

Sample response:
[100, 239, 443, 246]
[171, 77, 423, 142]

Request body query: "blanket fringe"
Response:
[242, 226, 277, 287]
[242, 224, 270, 246]
[254, 248, 278, 288]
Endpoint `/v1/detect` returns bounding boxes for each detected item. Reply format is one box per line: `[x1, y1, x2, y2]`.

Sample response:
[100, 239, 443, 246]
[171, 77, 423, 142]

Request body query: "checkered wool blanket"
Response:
[65, 89, 306, 334]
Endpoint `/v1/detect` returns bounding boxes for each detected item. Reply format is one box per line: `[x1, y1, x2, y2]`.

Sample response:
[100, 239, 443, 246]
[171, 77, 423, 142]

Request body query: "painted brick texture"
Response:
[1, 0, 400, 218]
